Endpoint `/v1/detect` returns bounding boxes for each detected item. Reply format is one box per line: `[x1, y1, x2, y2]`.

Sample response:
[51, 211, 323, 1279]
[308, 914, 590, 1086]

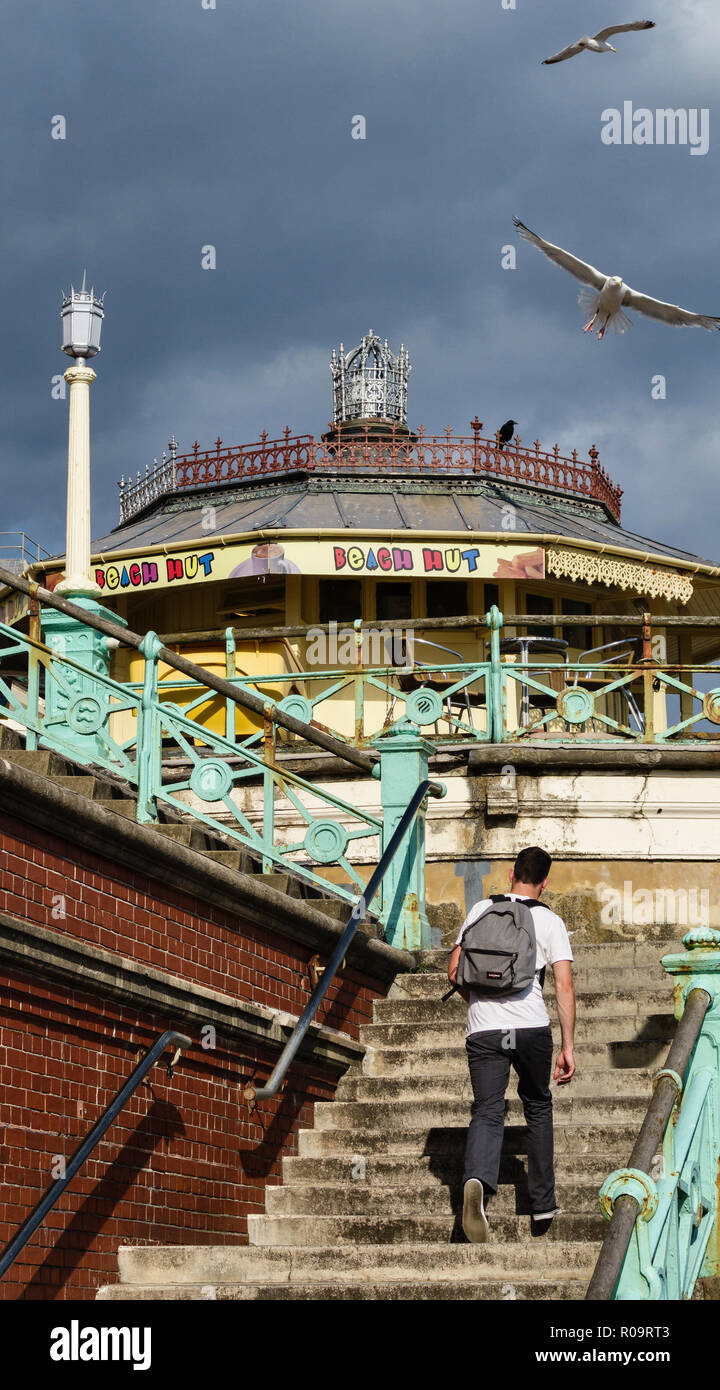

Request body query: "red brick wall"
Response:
[0, 812, 390, 1300]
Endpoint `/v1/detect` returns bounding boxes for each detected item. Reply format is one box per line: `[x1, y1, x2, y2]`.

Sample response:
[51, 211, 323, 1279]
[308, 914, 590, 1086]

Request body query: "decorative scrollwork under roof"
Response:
[547, 546, 694, 604]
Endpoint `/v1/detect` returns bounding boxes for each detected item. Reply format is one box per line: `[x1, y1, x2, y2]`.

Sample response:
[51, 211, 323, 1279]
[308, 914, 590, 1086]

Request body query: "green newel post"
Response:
[599, 927, 720, 1299]
[661, 927, 720, 1282]
[372, 720, 438, 953]
[486, 605, 503, 742]
[136, 630, 162, 824]
[40, 596, 127, 762]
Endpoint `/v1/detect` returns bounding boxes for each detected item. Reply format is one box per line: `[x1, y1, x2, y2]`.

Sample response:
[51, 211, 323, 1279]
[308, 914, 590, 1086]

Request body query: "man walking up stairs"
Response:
[100, 907, 679, 1300]
[447, 847, 574, 1245]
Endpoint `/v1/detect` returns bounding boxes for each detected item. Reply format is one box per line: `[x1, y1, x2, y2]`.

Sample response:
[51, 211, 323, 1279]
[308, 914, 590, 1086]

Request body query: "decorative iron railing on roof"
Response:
[117, 419, 623, 525]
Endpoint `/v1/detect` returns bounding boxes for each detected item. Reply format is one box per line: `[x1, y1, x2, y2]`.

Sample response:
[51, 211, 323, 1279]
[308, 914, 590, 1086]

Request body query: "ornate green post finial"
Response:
[662, 927, 720, 1020]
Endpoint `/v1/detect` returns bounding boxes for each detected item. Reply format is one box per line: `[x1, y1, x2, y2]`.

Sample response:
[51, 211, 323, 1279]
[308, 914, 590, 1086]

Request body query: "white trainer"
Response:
[531, 1206, 561, 1234]
[462, 1178, 490, 1243]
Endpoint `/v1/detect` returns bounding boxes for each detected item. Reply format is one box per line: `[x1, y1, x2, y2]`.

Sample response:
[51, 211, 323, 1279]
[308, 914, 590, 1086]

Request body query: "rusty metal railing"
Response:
[117, 422, 622, 523]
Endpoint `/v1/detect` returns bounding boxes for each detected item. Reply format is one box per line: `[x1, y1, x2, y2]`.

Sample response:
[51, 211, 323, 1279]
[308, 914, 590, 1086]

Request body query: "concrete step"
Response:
[146, 820, 211, 848]
[108, 1238, 599, 1288]
[202, 848, 258, 873]
[1, 747, 71, 776]
[54, 775, 126, 801]
[393, 964, 670, 997]
[95, 798, 140, 820]
[248, 1210, 606, 1247]
[297, 1121, 644, 1158]
[97, 1276, 591, 1301]
[358, 1016, 675, 1048]
[311, 1094, 649, 1132]
[334, 1069, 653, 1103]
[264, 1179, 604, 1218]
[371, 991, 672, 1026]
[281, 1152, 617, 1187]
[0, 725, 24, 750]
[362, 1037, 670, 1076]
[417, 943, 680, 969]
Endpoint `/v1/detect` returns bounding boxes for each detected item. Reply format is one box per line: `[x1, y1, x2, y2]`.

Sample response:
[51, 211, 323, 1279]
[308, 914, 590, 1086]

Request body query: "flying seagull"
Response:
[497, 420, 518, 447]
[513, 217, 720, 340]
[542, 19, 655, 65]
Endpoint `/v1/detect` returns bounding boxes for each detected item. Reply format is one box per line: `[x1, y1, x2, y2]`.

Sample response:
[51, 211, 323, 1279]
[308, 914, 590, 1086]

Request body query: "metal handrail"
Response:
[0, 1028, 191, 1282]
[245, 779, 434, 1108]
[585, 987, 711, 1301]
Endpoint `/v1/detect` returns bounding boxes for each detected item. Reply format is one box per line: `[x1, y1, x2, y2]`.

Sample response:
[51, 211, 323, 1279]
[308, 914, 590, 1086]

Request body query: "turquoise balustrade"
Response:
[0, 609, 445, 949]
[595, 929, 720, 1300]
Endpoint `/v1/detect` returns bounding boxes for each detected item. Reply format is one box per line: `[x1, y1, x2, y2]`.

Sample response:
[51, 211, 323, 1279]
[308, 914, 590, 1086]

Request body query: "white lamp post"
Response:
[55, 273, 105, 595]
[42, 276, 126, 759]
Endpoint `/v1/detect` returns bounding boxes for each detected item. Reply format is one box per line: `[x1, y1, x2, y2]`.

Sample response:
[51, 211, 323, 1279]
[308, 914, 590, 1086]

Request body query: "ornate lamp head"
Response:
[61, 271, 106, 361]
[330, 330, 410, 428]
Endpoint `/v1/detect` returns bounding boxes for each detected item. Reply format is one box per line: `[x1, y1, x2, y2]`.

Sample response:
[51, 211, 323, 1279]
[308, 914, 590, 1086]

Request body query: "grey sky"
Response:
[2, 0, 718, 563]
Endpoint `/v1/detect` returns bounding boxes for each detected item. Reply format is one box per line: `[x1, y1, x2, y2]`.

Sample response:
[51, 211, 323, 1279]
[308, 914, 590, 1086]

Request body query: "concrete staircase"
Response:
[97, 939, 679, 1300]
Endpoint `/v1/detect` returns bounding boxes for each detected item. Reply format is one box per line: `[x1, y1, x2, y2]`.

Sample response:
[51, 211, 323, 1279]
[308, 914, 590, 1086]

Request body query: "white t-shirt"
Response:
[454, 893, 573, 1034]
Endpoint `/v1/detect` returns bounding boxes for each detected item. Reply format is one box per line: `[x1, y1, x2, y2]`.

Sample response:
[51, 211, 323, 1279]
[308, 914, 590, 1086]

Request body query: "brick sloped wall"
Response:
[0, 802, 403, 1300]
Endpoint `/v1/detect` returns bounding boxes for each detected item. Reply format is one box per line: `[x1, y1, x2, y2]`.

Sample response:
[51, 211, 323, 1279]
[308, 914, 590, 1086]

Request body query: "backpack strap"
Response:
[442, 896, 550, 1003]
[493, 895, 549, 985]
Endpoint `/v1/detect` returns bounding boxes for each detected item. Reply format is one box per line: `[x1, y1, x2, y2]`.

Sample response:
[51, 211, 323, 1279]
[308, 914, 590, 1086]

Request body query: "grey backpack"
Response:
[443, 895, 546, 1000]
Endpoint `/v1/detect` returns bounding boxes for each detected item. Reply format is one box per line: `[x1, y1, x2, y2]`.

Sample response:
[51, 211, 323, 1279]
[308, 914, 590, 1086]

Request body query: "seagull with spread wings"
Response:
[513, 218, 720, 340]
[542, 19, 655, 65]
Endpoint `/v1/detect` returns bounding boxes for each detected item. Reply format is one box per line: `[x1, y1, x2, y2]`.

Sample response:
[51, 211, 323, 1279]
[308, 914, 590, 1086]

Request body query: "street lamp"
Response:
[41, 274, 126, 760]
[55, 273, 105, 595]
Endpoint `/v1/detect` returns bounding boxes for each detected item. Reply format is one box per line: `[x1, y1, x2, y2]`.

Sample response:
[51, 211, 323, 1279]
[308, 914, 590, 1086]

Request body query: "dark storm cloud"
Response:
[1, 0, 718, 561]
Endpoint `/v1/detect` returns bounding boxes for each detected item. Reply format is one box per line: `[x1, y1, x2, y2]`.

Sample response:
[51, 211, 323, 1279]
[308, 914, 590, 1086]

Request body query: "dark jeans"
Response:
[464, 1026, 555, 1214]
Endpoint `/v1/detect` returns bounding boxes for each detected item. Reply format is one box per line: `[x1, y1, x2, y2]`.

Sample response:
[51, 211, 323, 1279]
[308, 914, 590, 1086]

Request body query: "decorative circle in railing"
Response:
[66, 694, 108, 735]
[277, 694, 314, 725]
[303, 819, 349, 865]
[189, 759, 234, 802]
[556, 686, 595, 725]
[405, 687, 444, 726]
[702, 689, 720, 725]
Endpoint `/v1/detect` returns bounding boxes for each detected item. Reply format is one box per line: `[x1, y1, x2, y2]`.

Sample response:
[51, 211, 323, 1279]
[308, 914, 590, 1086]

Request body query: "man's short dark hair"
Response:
[513, 846, 552, 887]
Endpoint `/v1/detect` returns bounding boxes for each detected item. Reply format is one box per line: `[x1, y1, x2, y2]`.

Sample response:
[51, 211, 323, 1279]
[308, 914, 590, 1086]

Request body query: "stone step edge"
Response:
[96, 1277, 593, 1301]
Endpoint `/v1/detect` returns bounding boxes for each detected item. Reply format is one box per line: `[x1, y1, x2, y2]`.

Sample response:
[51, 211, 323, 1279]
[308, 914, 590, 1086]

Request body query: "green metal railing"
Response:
[114, 608, 720, 751]
[0, 568, 443, 949]
[587, 929, 720, 1301]
[245, 778, 436, 1110]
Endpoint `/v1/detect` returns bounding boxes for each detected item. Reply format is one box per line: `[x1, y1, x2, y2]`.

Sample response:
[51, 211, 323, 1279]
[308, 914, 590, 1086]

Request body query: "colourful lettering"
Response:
[94, 569, 105, 590]
[105, 566, 119, 590]
[461, 548, 480, 572]
[393, 548, 413, 571]
[377, 547, 392, 571]
[445, 548, 461, 573]
[347, 546, 365, 571]
[198, 553, 214, 576]
[141, 561, 159, 584]
[334, 546, 347, 571]
[423, 549, 443, 572]
[167, 558, 183, 581]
